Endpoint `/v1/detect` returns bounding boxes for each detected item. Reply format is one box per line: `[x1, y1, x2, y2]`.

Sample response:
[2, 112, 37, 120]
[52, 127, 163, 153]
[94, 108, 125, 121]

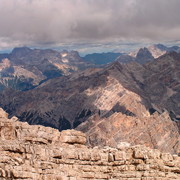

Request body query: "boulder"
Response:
[60, 129, 86, 145]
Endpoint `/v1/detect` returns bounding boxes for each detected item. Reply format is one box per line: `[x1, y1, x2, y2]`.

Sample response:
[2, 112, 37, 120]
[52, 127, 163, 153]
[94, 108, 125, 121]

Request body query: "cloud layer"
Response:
[0, 0, 180, 49]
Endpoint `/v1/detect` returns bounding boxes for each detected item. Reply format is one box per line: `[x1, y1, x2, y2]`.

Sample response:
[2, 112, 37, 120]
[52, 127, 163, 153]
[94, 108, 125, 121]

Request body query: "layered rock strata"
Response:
[0, 108, 180, 180]
[77, 111, 180, 154]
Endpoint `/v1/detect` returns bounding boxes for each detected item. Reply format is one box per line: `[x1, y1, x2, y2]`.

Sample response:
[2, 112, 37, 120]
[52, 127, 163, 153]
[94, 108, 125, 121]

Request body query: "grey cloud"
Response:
[0, 0, 180, 49]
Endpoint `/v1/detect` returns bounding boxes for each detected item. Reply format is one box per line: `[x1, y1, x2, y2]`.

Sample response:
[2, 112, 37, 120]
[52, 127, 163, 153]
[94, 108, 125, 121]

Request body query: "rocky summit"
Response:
[0, 108, 180, 180]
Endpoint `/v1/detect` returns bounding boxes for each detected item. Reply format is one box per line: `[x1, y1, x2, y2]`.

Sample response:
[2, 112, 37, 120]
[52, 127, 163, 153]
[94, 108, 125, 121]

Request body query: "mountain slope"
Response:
[77, 110, 179, 154]
[83, 52, 122, 65]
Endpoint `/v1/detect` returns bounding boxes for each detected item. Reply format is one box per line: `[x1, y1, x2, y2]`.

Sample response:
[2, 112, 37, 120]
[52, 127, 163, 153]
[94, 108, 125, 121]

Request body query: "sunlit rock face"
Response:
[0, 108, 179, 180]
[77, 110, 180, 154]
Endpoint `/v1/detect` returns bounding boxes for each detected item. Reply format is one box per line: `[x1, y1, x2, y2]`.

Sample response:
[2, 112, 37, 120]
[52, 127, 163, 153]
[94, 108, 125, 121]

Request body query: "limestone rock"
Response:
[60, 129, 86, 145]
[0, 108, 8, 118]
[0, 109, 180, 180]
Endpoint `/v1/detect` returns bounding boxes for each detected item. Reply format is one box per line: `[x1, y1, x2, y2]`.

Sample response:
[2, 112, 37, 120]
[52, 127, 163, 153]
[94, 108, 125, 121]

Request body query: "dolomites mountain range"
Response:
[0, 44, 179, 91]
[0, 49, 179, 154]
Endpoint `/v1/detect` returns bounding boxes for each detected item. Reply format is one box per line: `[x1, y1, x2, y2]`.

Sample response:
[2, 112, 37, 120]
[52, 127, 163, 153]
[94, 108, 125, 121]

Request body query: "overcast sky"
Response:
[0, 0, 180, 52]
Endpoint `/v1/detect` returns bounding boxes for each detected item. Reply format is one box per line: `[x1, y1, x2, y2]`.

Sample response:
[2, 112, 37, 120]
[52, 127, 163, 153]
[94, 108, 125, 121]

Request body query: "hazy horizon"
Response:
[0, 0, 180, 54]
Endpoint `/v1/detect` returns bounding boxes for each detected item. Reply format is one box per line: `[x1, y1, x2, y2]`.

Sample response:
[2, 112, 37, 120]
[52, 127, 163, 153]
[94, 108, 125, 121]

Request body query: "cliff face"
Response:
[0, 108, 180, 180]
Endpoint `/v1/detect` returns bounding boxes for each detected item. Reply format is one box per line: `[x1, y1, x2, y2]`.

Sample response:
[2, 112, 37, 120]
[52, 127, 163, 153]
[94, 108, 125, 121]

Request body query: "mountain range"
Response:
[0, 46, 179, 154]
[0, 47, 91, 91]
[116, 44, 180, 64]
[1, 44, 179, 92]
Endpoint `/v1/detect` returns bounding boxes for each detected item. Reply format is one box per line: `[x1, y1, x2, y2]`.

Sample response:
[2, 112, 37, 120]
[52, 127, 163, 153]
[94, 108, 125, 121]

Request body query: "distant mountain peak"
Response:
[11, 47, 32, 58]
[84, 52, 122, 65]
[11, 46, 32, 54]
[154, 44, 168, 50]
[132, 47, 154, 64]
[136, 47, 151, 53]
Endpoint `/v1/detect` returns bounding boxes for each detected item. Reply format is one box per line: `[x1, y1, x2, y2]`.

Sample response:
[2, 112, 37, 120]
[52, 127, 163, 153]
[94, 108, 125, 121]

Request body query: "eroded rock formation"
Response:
[0, 108, 180, 180]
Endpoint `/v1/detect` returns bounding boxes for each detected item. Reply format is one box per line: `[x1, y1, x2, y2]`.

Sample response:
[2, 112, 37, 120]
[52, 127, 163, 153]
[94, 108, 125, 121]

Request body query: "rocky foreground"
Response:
[0, 108, 180, 180]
